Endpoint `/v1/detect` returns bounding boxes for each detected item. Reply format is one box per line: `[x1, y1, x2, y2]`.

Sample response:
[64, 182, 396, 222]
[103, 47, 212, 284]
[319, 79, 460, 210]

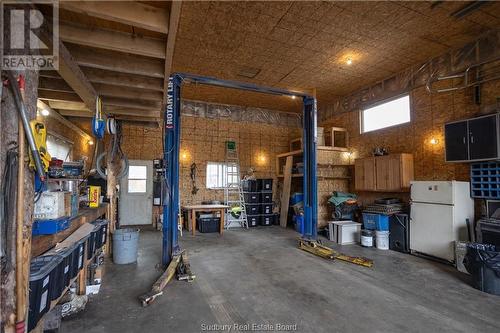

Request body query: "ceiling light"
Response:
[346, 58, 353, 65]
[40, 108, 50, 116]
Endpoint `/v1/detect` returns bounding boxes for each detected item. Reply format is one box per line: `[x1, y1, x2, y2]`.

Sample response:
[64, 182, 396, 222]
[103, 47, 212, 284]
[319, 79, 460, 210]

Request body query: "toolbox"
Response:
[28, 255, 62, 331]
[197, 217, 220, 233]
[32, 217, 70, 236]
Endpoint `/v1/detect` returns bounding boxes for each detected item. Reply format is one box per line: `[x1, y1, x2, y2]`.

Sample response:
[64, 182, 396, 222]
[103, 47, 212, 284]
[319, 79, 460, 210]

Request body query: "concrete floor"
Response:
[62, 227, 500, 333]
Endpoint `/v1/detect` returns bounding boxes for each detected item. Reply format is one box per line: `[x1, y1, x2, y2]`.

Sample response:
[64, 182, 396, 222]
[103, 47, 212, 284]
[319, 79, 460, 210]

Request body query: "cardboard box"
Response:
[34, 191, 71, 219]
[88, 186, 101, 208]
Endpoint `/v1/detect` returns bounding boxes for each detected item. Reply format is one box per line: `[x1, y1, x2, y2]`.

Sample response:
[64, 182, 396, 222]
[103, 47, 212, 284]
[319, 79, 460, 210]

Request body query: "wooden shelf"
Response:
[31, 204, 108, 257]
[277, 173, 303, 178]
[276, 146, 349, 158]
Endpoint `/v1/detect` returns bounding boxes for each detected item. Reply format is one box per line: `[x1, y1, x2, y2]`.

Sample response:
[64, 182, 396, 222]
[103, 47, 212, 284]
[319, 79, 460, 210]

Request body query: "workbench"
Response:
[183, 204, 229, 236]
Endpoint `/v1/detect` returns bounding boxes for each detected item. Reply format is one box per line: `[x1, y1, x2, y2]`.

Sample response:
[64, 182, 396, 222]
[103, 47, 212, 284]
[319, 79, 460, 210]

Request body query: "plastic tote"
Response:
[464, 243, 500, 295]
[113, 228, 140, 264]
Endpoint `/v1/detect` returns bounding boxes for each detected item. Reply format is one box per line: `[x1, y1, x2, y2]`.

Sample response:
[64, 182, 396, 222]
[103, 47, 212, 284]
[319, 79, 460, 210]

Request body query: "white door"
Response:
[119, 160, 153, 226]
[410, 202, 455, 261]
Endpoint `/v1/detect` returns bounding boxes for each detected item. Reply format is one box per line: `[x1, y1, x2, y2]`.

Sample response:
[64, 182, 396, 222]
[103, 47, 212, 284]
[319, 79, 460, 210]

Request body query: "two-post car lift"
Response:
[161, 73, 319, 266]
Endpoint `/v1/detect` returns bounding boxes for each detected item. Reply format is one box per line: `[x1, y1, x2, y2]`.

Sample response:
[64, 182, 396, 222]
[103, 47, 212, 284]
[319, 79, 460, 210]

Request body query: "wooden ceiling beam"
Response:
[81, 67, 164, 91]
[163, 0, 182, 105]
[61, 1, 169, 34]
[67, 44, 165, 78]
[39, 77, 73, 92]
[52, 40, 97, 111]
[102, 96, 161, 110]
[57, 108, 160, 118]
[94, 83, 163, 101]
[38, 90, 82, 103]
[60, 23, 166, 59]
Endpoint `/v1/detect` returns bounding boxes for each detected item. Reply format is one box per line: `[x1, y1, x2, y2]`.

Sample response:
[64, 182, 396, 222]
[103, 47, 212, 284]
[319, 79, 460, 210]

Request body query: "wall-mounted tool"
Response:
[92, 96, 105, 139]
[5, 71, 46, 181]
[29, 120, 51, 172]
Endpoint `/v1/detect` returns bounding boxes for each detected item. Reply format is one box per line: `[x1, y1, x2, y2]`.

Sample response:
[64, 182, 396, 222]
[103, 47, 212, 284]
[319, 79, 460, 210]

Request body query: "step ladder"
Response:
[224, 160, 248, 229]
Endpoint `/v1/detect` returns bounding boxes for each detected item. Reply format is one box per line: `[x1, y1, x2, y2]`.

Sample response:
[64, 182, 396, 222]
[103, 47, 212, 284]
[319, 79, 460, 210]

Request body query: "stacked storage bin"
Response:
[242, 179, 260, 227]
[258, 179, 274, 226]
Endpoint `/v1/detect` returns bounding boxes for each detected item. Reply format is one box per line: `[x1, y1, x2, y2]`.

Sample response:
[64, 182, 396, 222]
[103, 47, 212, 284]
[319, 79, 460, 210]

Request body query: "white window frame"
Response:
[127, 165, 148, 194]
[360, 94, 411, 133]
[46, 133, 73, 161]
[206, 162, 230, 189]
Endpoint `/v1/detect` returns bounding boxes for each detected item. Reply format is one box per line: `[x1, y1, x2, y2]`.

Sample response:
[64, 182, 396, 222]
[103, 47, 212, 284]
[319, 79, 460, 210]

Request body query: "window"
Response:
[361, 95, 411, 133]
[46, 134, 72, 161]
[128, 165, 147, 193]
[206, 162, 237, 189]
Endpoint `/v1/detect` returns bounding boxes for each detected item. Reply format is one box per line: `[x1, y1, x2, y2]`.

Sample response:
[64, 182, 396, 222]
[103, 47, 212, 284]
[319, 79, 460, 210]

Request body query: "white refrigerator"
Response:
[410, 181, 474, 262]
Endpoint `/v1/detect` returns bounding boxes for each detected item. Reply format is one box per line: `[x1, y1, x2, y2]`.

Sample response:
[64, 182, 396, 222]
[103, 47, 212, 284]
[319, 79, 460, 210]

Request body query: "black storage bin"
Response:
[197, 217, 220, 233]
[245, 204, 260, 215]
[260, 214, 274, 226]
[389, 214, 410, 253]
[261, 203, 273, 215]
[54, 246, 74, 289]
[93, 219, 109, 249]
[260, 192, 272, 203]
[86, 226, 98, 260]
[464, 243, 500, 295]
[258, 179, 273, 192]
[247, 215, 259, 227]
[241, 179, 258, 192]
[28, 255, 62, 331]
[71, 236, 89, 279]
[243, 192, 260, 203]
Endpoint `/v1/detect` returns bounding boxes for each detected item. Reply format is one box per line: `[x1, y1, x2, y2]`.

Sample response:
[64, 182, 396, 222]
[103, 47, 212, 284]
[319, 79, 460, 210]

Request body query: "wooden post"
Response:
[280, 156, 293, 228]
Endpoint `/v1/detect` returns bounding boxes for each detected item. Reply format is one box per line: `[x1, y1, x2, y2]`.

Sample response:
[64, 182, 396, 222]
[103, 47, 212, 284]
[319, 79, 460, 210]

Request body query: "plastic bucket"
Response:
[112, 228, 140, 264]
[375, 230, 390, 250]
[361, 230, 374, 247]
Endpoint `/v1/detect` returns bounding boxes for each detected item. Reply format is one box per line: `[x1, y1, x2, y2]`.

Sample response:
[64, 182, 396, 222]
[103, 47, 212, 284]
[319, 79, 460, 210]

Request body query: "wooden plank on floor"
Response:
[280, 156, 293, 228]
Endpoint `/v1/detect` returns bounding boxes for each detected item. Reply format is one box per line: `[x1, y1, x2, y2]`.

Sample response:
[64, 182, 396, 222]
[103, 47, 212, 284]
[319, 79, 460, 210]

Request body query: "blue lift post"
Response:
[162, 73, 318, 266]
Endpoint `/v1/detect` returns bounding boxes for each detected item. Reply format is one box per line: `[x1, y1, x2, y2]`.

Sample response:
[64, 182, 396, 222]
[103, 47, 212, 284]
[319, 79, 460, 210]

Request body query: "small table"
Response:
[183, 204, 229, 236]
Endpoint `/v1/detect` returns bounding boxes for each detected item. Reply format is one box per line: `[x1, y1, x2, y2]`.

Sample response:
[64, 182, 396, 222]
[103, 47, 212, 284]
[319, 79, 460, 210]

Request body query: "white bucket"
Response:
[375, 230, 390, 250]
[361, 233, 373, 247]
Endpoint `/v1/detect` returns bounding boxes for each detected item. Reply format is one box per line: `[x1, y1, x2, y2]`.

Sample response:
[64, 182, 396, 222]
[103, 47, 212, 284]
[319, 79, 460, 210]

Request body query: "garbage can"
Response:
[112, 228, 140, 264]
[464, 243, 500, 295]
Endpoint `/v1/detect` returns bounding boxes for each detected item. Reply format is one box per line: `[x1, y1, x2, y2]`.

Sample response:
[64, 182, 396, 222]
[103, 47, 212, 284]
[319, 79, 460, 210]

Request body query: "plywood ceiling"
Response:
[172, 1, 500, 111]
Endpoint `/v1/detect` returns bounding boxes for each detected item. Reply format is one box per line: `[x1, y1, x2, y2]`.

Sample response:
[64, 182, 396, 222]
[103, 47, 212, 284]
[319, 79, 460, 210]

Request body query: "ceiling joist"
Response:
[60, 23, 166, 59]
[67, 44, 165, 78]
[82, 67, 164, 91]
[93, 83, 163, 101]
[38, 90, 82, 103]
[61, 1, 169, 34]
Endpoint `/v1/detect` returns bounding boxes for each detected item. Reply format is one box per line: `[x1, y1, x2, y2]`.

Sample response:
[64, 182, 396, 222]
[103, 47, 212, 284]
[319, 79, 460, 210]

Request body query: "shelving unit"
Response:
[29, 204, 108, 333]
[471, 162, 500, 199]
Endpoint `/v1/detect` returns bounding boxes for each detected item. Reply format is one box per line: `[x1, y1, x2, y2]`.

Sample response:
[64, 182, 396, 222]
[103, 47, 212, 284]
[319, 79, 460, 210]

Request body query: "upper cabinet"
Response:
[445, 114, 499, 162]
[355, 154, 414, 192]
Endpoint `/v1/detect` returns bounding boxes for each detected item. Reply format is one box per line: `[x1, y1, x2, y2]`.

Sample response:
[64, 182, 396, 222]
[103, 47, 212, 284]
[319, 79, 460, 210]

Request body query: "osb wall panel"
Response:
[322, 79, 500, 205]
[120, 116, 300, 206]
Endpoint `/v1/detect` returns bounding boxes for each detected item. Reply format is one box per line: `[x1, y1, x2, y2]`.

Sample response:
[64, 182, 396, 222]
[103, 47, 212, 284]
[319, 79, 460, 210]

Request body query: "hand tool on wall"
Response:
[6, 71, 46, 181]
[91, 96, 105, 140]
